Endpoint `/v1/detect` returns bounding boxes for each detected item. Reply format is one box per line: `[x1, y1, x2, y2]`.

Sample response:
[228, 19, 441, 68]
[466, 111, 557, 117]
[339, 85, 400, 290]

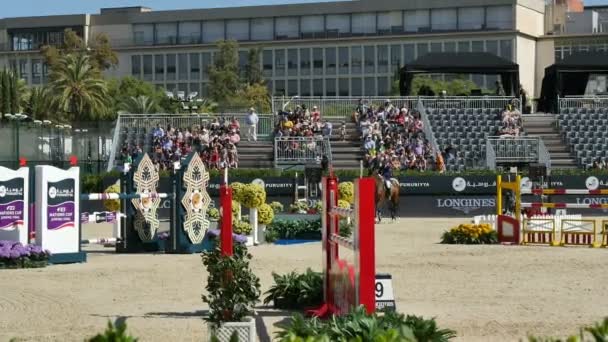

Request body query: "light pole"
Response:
[5, 113, 29, 168]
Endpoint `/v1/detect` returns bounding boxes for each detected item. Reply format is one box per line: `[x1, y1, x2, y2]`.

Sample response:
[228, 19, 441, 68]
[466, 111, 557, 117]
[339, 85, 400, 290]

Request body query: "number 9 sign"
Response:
[375, 274, 396, 312]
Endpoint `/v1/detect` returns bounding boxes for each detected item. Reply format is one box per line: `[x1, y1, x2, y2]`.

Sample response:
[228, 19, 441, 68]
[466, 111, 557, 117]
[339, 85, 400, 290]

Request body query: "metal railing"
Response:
[107, 117, 122, 172]
[558, 96, 608, 112]
[416, 99, 440, 155]
[419, 96, 521, 112]
[485, 136, 551, 170]
[273, 136, 331, 168]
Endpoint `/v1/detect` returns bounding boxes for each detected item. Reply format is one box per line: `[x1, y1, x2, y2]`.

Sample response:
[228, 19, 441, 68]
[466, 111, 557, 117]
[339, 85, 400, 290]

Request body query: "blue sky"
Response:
[4, 0, 607, 18]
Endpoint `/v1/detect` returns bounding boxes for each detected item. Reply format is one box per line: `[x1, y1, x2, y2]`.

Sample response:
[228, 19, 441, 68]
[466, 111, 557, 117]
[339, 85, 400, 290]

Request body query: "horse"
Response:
[371, 170, 400, 223]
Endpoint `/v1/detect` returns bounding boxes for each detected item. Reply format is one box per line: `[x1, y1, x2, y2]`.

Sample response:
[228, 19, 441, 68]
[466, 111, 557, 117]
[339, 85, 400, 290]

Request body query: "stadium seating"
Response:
[557, 108, 608, 167]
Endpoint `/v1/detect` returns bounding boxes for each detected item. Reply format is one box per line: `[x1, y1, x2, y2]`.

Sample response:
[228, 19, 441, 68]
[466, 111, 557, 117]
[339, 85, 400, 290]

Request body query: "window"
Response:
[288, 49, 298, 76]
[203, 21, 225, 43]
[390, 45, 401, 73]
[472, 75, 484, 88]
[313, 79, 323, 96]
[201, 83, 208, 97]
[301, 15, 324, 36]
[313, 48, 323, 75]
[167, 54, 176, 80]
[377, 11, 403, 34]
[486, 40, 498, 56]
[190, 83, 200, 96]
[404, 10, 430, 32]
[239, 51, 248, 78]
[251, 18, 273, 40]
[178, 53, 188, 80]
[339, 78, 349, 96]
[458, 7, 484, 30]
[500, 40, 513, 61]
[458, 41, 470, 52]
[326, 15, 350, 35]
[275, 49, 285, 77]
[226, 19, 249, 41]
[179, 22, 201, 44]
[486, 6, 513, 29]
[377, 45, 388, 73]
[263, 50, 273, 77]
[288, 80, 298, 96]
[430, 42, 442, 53]
[352, 13, 376, 35]
[364, 77, 375, 95]
[143, 55, 153, 81]
[276, 17, 299, 39]
[300, 79, 311, 96]
[202, 52, 211, 79]
[156, 23, 177, 45]
[338, 47, 349, 74]
[131, 55, 141, 78]
[351, 77, 362, 96]
[18, 60, 28, 80]
[133, 24, 154, 45]
[42, 63, 48, 83]
[431, 9, 457, 31]
[472, 41, 484, 52]
[404, 44, 415, 63]
[300, 48, 311, 76]
[154, 55, 164, 81]
[178, 83, 188, 93]
[275, 80, 286, 96]
[326, 78, 336, 96]
[417, 43, 428, 58]
[364, 46, 375, 74]
[444, 42, 456, 52]
[326, 47, 336, 75]
[351, 46, 362, 74]
[378, 77, 389, 96]
[190, 53, 200, 80]
[32, 59, 42, 84]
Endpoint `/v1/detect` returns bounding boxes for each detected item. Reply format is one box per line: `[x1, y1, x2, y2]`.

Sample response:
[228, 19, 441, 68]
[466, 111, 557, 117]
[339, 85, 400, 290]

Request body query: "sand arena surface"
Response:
[0, 218, 606, 341]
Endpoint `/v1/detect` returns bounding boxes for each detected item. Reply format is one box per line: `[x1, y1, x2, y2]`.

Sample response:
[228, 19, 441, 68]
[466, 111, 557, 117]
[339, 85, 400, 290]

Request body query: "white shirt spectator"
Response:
[246, 108, 259, 141]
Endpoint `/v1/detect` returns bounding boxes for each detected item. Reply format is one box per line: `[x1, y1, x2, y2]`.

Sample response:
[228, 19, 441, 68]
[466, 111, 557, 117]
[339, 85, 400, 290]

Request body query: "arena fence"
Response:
[274, 136, 331, 168]
[485, 136, 551, 170]
[558, 96, 608, 112]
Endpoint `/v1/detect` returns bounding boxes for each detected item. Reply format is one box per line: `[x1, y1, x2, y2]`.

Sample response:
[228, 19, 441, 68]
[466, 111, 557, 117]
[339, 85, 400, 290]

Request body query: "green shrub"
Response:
[231, 200, 241, 221]
[88, 321, 137, 342]
[240, 184, 266, 209]
[441, 224, 498, 245]
[207, 207, 220, 220]
[230, 182, 246, 203]
[233, 221, 253, 235]
[338, 182, 355, 204]
[103, 182, 121, 212]
[270, 201, 284, 214]
[337, 200, 350, 209]
[527, 317, 608, 342]
[289, 202, 309, 214]
[258, 203, 275, 225]
[266, 219, 322, 240]
[263, 268, 323, 309]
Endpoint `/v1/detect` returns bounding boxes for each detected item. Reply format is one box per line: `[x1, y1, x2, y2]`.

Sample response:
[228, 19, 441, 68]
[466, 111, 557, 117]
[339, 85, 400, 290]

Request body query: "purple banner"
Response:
[80, 212, 90, 224]
[0, 200, 24, 230]
[48, 201, 75, 230]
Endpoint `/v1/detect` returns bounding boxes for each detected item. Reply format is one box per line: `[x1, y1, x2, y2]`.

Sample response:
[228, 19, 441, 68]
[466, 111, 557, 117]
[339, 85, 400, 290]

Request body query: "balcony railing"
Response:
[485, 136, 551, 170]
[274, 136, 331, 168]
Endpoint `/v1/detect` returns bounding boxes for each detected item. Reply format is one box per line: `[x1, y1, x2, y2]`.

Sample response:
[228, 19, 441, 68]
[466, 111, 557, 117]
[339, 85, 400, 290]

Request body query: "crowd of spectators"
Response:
[356, 100, 436, 174]
[497, 104, 524, 137]
[274, 104, 336, 139]
[119, 116, 244, 171]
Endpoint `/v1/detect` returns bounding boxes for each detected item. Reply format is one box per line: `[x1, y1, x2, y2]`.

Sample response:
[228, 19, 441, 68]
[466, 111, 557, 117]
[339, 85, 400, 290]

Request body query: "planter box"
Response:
[208, 317, 256, 342]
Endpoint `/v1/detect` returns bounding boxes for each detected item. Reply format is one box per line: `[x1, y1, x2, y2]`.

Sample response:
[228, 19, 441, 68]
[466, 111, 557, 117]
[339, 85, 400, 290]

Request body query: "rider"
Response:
[381, 162, 393, 194]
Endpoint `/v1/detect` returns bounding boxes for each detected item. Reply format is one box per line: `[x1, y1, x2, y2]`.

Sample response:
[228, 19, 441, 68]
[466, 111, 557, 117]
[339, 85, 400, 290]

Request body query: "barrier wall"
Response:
[0, 166, 29, 245]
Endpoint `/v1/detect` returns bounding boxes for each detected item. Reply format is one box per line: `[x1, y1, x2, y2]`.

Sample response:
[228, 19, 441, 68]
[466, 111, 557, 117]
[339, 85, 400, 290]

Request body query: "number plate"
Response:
[375, 273, 396, 312]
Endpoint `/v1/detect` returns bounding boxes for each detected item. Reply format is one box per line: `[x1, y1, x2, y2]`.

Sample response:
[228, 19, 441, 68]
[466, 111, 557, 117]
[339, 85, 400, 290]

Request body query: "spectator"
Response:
[246, 107, 259, 141]
[311, 106, 321, 123]
[444, 145, 457, 161]
[322, 121, 333, 138]
[340, 121, 347, 141]
[495, 80, 506, 96]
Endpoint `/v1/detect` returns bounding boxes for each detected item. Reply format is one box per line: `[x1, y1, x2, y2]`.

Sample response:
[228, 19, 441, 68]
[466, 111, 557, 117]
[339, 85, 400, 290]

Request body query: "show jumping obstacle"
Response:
[496, 175, 607, 247]
[310, 175, 376, 317]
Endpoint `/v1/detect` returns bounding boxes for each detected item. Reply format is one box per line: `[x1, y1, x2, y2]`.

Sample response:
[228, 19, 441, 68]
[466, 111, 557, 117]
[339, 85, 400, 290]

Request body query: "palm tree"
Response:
[48, 54, 109, 121]
[25, 86, 57, 121]
[119, 95, 157, 114]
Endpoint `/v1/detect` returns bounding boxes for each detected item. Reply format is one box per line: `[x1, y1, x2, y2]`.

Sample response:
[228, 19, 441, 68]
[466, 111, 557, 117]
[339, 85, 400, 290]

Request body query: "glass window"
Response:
[472, 41, 484, 52]
[178, 53, 188, 80]
[190, 53, 200, 80]
[167, 54, 176, 81]
[444, 42, 456, 52]
[364, 77, 375, 95]
[276, 17, 299, 39]
[378, 77, 389, 96]
[458, 41, 470, 52]
[288, 80, 298, 96]
[287, 49, 298, 76]
[179, 22, 201, 44]
[431, 9, 457, 31]
[239, 51, 248, 78]
[377, 45, 388, 73]
[202, 52, 211, 80]
[351, 77, 362, 96]
[203, 21, 225, 43]
[18, 60, 28, 80]
[201, 83, 208, 97]
[300, 48, 311, 76]
[404, 44, 415, 63]
[251, 18, 273, 40]
[417, 43, 428, 58]
[143, 55, 153, 81]
[154, 55, 164, 81]
[364, 46, 375, 74]
[300, 79, 311, 96]
[486, 40, 498, 56]
[486, 6, 512, 29]
[166, 84, 177, 93]
[131, 55, 141, 78]
[352, 13, 376, 35]
[326, 15, 350, 35]
[339, 78, 349, 96]
[339, 47, 349, 74]
[156, 23, 178, 45]
[133, 24, 154, 45]
[472, 75, 484, 89]
[351, 46, 362, 74]
[275, 80, 286, 96]
[189, 83, 200, 96]
[430, 42, 442, 52]
[32, 59, 42, 84]
[404, 10, 430, 32]
[42, 63, 49, 83]
[301, 15, 324, 36]
[313, 48, 323, 75]
[326, 78, 336, 96]
[178, 83, 188, 93]
[500, 40, 513, 61]
[458, 7, 484, 30]
[326, 47, 337, 75]
[390, 45, 401, 73]
[226, 19, 249, 41]
[263, 50, 273, 77]
[275, 49, 285, 77]
[377, 11, 403, 34]
[313, 79, 323, 96]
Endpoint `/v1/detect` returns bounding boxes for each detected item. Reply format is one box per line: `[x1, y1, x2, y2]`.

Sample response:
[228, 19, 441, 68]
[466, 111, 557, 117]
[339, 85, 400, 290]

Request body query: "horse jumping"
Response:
[372, 170, 399, 222]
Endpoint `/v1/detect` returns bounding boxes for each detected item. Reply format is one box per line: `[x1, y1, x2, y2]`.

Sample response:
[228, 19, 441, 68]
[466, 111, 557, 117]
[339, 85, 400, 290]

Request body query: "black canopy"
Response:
[399, 52, 520, 96]
[539, 52, 608, 113]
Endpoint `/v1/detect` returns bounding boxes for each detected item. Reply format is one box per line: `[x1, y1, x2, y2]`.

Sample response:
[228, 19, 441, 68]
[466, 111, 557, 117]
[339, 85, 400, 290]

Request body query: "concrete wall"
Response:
[516, 4, 544, 37]
[516, 35, 537, 97]
[565, 11, 599, 34]
[535, 38, 555, 98]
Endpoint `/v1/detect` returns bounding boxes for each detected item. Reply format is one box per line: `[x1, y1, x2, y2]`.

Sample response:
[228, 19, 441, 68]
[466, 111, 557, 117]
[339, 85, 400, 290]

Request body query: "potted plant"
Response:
[256, 203, 274, 244]
[202, 243, 261, 342]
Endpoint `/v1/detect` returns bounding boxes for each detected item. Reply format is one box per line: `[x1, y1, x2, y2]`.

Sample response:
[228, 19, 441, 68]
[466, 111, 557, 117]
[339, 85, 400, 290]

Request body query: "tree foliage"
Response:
[106, 76, 174, 114]
[0, 69, 28, 119]
[25, 86, 57, 120]
[41, 29, 118, 72]
[208, 40, 241, 104]
[119, 96, 157, 114]
[245, 47, 263, 85]
[409, 75, 484, 96]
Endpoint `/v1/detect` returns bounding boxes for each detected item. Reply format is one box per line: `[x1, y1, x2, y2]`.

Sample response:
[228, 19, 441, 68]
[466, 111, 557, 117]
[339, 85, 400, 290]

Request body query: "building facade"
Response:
[0, 0, 552, 98]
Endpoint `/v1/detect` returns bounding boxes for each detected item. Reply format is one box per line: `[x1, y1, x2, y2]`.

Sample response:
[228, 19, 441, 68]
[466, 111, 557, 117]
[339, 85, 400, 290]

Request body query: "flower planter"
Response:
[208, 317, 256, 342]
[257, 224, 266, 244]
